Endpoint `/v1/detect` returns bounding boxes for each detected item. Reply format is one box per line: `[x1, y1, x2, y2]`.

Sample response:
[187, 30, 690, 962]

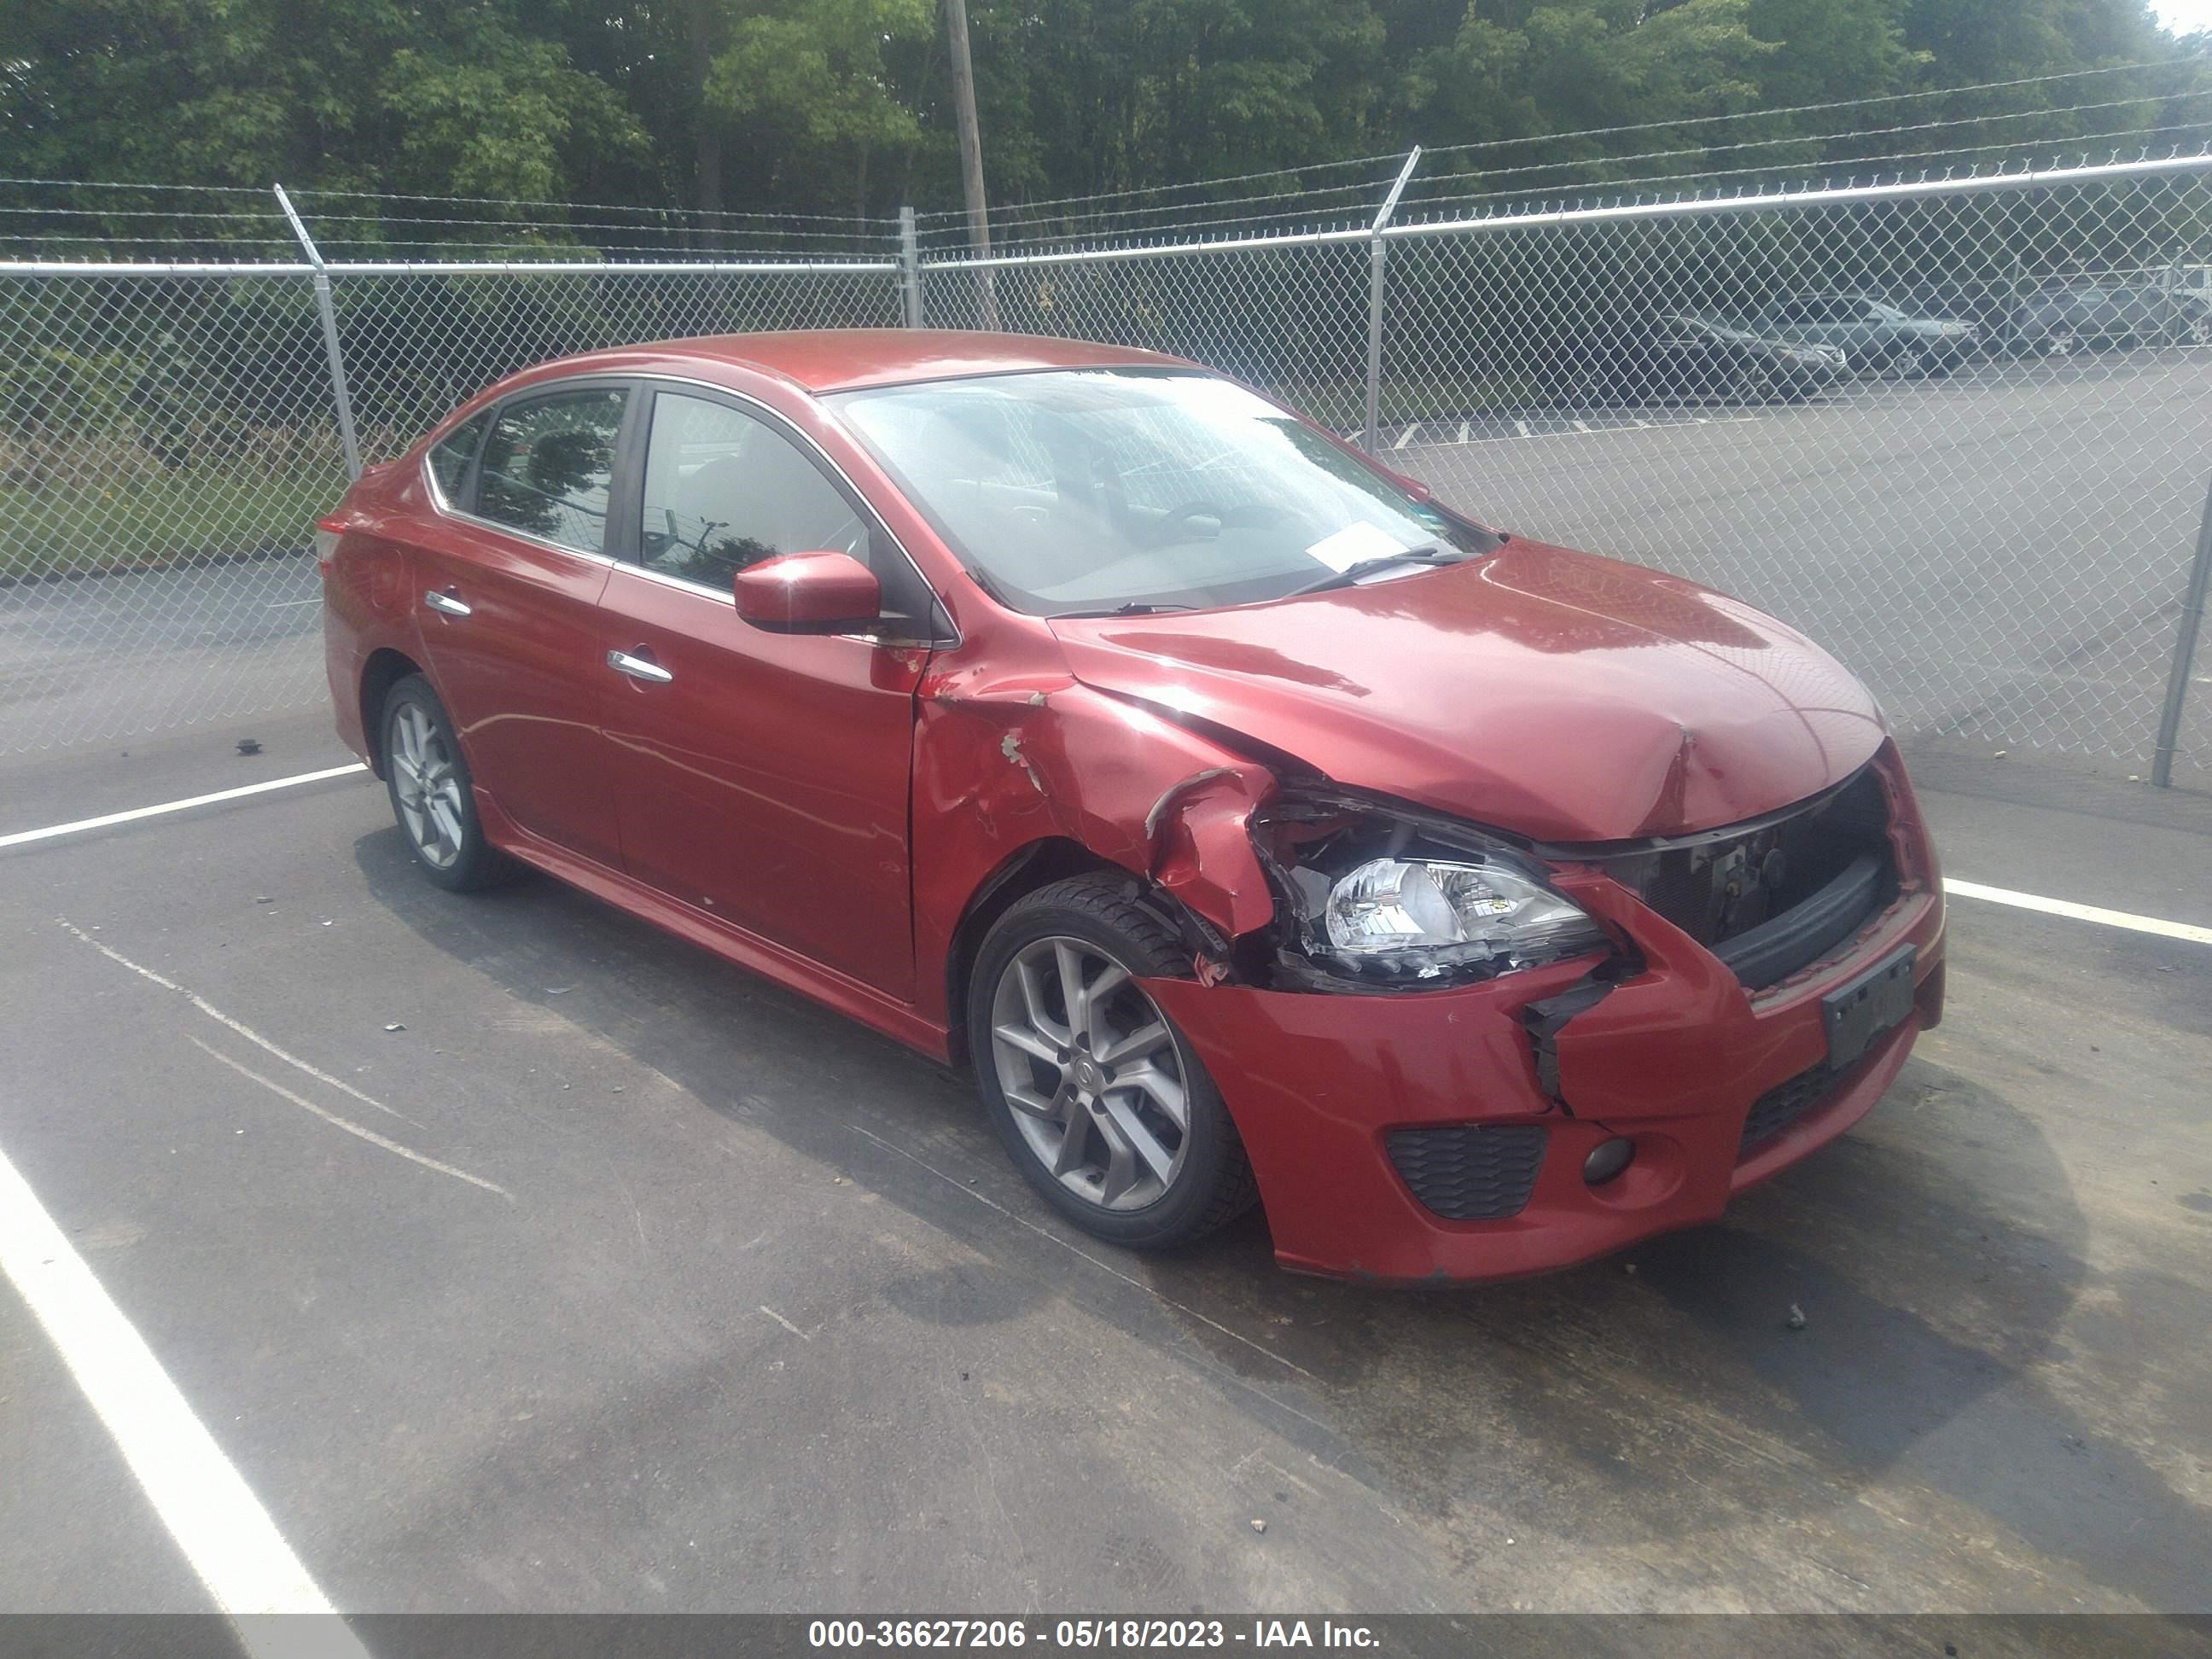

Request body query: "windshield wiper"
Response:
[1283, 548, 1464, 599]
[1050, 601, 1199, 619]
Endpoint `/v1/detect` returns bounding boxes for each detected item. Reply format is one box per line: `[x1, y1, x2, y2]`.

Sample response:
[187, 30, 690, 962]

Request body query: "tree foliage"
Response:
[1, 0, 2201, 237]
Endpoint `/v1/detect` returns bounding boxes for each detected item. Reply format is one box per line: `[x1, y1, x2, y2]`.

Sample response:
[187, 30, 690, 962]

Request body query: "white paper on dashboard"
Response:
[1303, 521, 1411, 573]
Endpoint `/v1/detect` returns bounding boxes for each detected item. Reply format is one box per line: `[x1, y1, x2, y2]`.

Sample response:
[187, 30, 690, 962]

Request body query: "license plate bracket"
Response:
[1823, 944, 1917, 1070]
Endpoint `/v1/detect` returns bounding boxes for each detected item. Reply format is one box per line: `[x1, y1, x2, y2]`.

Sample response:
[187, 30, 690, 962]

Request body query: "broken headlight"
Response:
[1260, 794, 1610, 986]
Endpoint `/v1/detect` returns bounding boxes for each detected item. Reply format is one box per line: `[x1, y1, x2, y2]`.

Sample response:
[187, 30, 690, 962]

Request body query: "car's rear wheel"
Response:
[381, 674, 512, 892]
[969, 877, 1257, 1249]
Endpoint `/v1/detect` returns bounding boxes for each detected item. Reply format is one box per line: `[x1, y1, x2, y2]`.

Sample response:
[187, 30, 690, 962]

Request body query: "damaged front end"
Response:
[1135, 744, 1945, 1283]
[1241, 787, 1627, 994]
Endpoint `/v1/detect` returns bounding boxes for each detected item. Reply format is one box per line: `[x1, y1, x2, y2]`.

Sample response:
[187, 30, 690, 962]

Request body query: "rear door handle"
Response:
[423, 589, 471, 618]
[607, 649, 673, 684]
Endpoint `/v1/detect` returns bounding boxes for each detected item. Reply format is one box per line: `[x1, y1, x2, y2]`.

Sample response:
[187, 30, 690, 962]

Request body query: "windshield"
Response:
[828, 368, 1494, 616]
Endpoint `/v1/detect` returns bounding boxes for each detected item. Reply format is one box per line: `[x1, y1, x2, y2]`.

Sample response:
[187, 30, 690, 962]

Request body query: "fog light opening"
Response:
[1583, 1137, 1635, 1186]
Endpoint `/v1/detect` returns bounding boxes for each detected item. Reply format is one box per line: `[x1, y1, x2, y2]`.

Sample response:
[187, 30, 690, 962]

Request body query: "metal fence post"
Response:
[898, 207, 925, 328]
[273, 183, 364, 480]
[1363, 147, 1423, 454]
[2151, 475, 2212, 787]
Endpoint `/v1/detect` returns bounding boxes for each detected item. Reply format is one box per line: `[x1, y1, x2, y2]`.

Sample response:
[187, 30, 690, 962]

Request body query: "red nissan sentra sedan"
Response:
[319, 330, 1945, 1283]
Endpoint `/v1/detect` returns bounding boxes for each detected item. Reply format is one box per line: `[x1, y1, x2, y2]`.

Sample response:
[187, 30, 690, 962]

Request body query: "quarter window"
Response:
[475, 387, 628, 556]
[427, 411, 488, 504]
[634, 392, 867, 588]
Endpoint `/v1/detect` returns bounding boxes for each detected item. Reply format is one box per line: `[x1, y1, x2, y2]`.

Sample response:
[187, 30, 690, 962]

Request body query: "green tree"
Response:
[703, 0, 934, 218]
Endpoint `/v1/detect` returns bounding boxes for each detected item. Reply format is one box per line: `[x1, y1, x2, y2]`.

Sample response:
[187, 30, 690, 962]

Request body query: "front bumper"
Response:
[1142, 870, 1946, 1285]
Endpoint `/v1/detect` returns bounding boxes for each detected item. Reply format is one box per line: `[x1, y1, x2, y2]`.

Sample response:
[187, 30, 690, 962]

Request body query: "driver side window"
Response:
[634, 392, 866, 589]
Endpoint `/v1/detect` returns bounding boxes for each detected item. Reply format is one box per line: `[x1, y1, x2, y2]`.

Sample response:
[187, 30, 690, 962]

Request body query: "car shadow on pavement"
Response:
[353, 831, 2209, 1610]
[1146, 1060, 2212, 1610]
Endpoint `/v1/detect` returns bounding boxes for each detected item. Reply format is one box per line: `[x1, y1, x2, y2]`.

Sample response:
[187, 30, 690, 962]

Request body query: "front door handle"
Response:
[423, 588, 471, 618]
[607, 649, 673, 684]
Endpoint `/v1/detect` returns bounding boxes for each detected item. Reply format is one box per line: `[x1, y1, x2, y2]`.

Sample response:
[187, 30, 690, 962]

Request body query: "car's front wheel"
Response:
[381, 673, 512, 892]
[969, 877, 1257, 1249]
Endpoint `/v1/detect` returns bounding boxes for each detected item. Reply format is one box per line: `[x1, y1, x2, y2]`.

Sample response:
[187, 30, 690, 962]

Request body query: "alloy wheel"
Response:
[389, 700, 468, 870]
[987, 935, 1190, 1212]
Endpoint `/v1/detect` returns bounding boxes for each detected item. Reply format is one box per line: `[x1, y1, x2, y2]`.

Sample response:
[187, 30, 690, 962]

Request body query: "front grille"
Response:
[1600, 765, 1891, 952]
[1386, 1124, 1548, 1220]
[1595, 764, 1898, 990]
[1738, 1064, 1836, 1156]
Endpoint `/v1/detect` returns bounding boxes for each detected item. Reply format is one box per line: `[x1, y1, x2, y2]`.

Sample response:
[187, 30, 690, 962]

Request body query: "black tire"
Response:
[968, 876, 1258, 1249]
[379, 673, 514, 893]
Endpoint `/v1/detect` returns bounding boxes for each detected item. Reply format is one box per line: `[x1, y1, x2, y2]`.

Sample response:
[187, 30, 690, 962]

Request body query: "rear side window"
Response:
[427, 411, 488, 504]
[476, 387, 629, 556]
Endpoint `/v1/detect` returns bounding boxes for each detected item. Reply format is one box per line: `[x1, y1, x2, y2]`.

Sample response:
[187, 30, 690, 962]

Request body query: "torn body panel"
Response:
[911, 640, 1279, 1029]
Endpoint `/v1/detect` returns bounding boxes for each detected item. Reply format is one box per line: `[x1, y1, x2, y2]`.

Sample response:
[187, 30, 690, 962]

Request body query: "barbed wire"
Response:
[1394, 125, 2212, 222]
[0, 176, 276, 195]
[1418, 54, 2212, 160]
[0, 231, 300, 248]
[291, 185, 893, 227]
[300, 212, 887, 248]
[303, 236, 888, 261]
[911, 55, 2210, 233]
[0, 203, 288, 221]
[910, 152, 1405, 222]
[933, 178, 1399, 245]
[1395, 89, 2212, 209]
[940, 95, 2212, 251]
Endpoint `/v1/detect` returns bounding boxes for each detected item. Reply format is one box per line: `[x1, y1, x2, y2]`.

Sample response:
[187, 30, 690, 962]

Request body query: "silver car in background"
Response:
[1747, 293, 1979, 376]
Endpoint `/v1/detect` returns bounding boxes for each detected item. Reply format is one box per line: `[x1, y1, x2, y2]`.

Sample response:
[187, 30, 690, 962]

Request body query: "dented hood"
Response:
[1046, 541, 1885, 842]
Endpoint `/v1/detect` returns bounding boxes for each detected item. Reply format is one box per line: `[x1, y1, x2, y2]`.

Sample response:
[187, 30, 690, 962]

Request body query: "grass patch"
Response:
[1, 463, 346, 582]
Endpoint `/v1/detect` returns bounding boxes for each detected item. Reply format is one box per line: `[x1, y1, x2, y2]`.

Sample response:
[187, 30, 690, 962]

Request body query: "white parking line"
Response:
[0, 1140, 371, 1650]
[1410, 412, 1765, 451]
[186, 1036, 510, 1198]
[1945, 878, 2212, 946]
[57, 917, 414, 1123]
[0, 763, 366, 850]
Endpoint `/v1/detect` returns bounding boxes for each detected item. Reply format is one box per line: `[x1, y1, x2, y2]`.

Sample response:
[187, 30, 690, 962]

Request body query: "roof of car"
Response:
[538, 329, 1194, 394]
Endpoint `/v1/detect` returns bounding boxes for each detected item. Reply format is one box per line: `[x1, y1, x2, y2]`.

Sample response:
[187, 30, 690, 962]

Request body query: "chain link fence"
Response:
[3, 156, 2209, 779]
[923, 156, 2212, 783]
[0, 254, 900, 753]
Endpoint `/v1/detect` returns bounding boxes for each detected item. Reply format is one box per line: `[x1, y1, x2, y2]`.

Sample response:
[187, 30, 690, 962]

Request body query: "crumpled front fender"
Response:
[911, 653, 1278, 1031]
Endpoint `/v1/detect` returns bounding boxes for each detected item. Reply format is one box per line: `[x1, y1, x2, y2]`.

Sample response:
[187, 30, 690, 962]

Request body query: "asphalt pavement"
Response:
[1394, 345, 2212, 780]
[1, 716, 2207, 1621]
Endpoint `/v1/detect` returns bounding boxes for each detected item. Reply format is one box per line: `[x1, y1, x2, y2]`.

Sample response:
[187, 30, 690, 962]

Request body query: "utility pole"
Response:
[943, 0, 999, 328]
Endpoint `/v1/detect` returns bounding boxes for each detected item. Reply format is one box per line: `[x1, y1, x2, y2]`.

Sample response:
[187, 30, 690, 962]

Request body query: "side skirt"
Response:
[475, 789, 955, 1064]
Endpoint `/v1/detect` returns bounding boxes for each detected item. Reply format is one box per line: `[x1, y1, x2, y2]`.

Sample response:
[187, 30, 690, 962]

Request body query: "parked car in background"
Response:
[1746, 294, 1977, 375]
[1548, 313, 1847, 405]
[1902, 280, 2076, 358]
[320, 330, 1946, 1284]
[2016, 276, 2212, 349]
